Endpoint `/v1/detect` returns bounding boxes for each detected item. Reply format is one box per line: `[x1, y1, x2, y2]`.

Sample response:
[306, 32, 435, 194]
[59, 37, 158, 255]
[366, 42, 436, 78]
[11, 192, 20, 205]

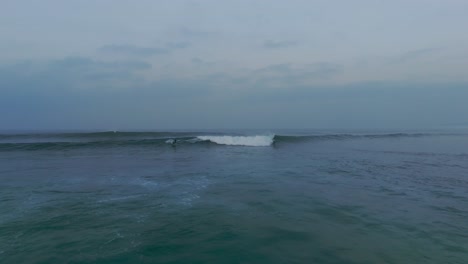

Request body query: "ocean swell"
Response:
[0, 132, 462, 151]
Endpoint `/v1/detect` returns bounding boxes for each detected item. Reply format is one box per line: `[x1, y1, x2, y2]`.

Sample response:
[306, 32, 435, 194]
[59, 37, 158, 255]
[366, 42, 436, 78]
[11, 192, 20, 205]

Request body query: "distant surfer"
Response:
[172, 139, 177, 146]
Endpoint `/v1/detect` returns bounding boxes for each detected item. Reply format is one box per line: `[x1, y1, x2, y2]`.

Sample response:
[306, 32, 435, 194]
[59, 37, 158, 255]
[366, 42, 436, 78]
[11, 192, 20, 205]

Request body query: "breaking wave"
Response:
[0, 132, 463, 151]
[197, 135, 274, 147]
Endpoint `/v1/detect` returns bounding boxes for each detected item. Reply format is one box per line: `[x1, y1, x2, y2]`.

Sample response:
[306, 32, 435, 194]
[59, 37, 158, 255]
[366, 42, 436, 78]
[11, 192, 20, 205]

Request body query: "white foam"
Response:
[197, 135, 274, 146]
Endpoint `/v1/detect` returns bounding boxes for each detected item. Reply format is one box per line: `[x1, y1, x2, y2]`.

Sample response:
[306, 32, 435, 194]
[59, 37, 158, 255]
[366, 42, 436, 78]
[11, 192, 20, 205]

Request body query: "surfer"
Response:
[172, 139, 177, 146]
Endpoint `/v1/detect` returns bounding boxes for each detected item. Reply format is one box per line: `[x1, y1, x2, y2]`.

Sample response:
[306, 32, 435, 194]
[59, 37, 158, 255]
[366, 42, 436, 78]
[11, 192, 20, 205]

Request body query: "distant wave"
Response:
[274, 133, 433, 143]
[0, 139, 166, 151]
[0, 132, 464, 151]
[0, 131, 201, 140]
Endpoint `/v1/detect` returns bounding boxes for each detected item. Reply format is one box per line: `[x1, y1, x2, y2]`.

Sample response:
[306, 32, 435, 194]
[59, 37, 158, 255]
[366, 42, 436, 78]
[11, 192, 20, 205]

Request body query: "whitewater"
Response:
[196, 135, 275, 146]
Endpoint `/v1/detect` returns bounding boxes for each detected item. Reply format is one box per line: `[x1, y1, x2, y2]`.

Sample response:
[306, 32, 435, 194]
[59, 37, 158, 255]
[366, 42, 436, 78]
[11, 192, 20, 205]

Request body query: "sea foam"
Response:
[196, 135, 274, 146]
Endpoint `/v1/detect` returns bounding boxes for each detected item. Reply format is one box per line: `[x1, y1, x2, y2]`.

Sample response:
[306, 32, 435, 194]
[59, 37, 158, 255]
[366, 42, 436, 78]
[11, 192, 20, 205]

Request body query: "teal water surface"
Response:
[1, 131, 468, 263]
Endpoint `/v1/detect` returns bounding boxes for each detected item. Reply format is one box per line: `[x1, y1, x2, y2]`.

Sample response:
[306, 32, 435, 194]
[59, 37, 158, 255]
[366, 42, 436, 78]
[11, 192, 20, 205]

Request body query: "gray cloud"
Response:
[98, 42, 191, 57]
[248, 63, 343, 87]
[158, 62, 344, 89]
[389, 47, 443, 64]
[178, 27, 219, 38]
[191, 57, 204, 64]
[0, 58, 213, 129]
[190, 57, 221, 67]
[0, 57, 152, 94]
[263, 40, 298, 49]
[99, 45, 169, 56]
[50, 57, 151, 71]
[48, 57, 151, 86]
[1, 55, 467, 130]
[166, 41, 191, 49]
[2, 1, 468, 130]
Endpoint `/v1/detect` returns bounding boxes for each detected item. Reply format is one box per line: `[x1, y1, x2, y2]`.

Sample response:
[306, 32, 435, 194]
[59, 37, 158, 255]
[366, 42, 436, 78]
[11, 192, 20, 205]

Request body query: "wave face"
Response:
[197, 135, 274, 147]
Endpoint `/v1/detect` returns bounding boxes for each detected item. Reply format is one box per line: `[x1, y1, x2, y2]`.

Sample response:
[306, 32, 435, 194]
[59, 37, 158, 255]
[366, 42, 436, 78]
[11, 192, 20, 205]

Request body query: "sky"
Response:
[1, 0, 468, 130]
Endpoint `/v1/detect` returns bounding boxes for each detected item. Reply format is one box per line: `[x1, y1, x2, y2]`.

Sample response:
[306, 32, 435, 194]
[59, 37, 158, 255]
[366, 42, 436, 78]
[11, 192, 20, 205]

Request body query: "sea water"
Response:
[1, 130, 467, 263]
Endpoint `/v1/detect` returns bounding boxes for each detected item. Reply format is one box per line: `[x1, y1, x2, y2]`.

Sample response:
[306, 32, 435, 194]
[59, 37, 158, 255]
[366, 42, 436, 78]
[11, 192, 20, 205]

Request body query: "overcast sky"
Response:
[1, 0, 467, 130]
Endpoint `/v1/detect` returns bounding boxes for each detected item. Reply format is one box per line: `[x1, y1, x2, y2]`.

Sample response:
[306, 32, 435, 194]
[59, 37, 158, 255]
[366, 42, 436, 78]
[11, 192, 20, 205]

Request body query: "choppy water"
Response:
[1, 130, 468, 263]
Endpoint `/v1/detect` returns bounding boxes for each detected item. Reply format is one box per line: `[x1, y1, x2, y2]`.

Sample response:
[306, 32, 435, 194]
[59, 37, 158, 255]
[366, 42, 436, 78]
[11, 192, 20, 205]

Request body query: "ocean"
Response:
[1, 130, 467, 263]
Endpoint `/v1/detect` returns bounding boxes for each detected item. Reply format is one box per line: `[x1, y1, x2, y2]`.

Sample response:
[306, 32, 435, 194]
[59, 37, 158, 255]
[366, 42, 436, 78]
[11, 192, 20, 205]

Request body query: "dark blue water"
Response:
[1, 130, 467, 263]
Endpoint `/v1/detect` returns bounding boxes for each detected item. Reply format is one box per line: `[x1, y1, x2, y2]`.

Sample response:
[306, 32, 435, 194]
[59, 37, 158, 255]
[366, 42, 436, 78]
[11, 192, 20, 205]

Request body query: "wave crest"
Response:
[197, 135, 274, 146]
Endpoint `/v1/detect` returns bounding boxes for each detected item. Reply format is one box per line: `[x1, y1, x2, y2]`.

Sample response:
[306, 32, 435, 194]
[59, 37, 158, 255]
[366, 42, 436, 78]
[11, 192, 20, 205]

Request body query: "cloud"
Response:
[263, 40, 298, 49]
[50, 57, 152, 85]
[166, 41, 191, 49]
[248, 63, 343, 87]
[0, 58, 343, 110]
[158, 62, 344, 90]
[1, 58, 340, 97]
[0, 57, 215, 129]
[155, 62, 343, 90]
[50, 57, 151, 71]
[178, 27, 219, 38]
[2, 55, 467, 130]
[190, 57, 221, 68]
[389, 47, 443, 64]
[99, 45, 168, 56]
[0, 57, 152, 94]
[191, 57, 204, 64]
[98, 42, 191, 57]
